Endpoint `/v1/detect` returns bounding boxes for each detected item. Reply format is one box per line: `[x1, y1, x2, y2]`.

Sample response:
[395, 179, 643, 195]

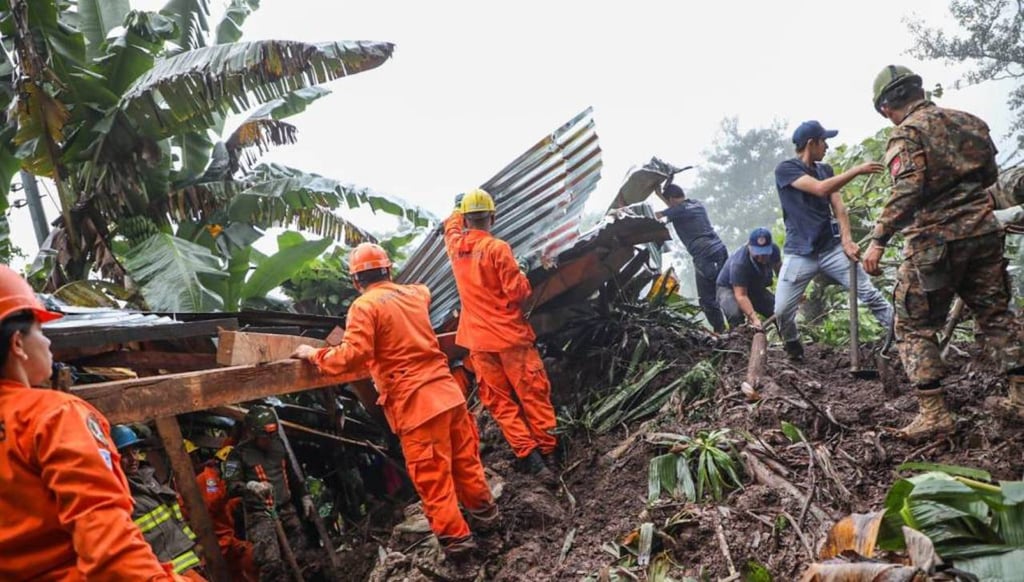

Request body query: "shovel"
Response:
[849, 261, 879, 380]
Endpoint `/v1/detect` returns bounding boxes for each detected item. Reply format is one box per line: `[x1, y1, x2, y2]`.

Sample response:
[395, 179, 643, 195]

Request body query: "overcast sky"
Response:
[6, 0, 1016, 268]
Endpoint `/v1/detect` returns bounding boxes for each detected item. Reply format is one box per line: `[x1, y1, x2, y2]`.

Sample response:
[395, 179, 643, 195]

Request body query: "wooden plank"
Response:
[74, 351, 218, 373]
[74, 360, 368, 425]
[154, 416, 232, 582]
[48, 318, 238, 351]
[216, 330, 325, 366]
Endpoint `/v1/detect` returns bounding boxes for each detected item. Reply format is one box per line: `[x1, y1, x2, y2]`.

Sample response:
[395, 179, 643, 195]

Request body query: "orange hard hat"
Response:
[0, 265, 62, 323]
[348, 243, 392, 275]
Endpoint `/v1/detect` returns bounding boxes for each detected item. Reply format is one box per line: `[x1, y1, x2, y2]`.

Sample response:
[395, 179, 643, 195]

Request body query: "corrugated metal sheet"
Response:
[39, 299, 181, 330]
[398, 108, 603, 328]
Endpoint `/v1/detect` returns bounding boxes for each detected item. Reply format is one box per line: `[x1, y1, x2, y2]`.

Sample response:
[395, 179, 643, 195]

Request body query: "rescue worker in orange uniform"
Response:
[195, 445, 257, 582]
[292, 243, 498, 558]
[0, 265, 187, 581]
[114, 426, 208, 581]
[443, 188, 559, 480]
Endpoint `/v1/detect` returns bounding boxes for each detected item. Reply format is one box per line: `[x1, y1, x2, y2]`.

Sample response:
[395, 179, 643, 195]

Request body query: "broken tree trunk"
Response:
[216, 330, 325, 366]
[154, 416, 232, 582]
[741, 315, 775, 401]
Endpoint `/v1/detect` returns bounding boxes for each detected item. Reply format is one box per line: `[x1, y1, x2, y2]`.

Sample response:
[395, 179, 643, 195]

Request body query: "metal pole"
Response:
[19, 170, 49, 245]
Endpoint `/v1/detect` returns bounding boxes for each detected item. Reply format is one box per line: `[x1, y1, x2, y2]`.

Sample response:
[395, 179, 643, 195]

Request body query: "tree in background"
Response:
[686, 118, 791, 253]
[907, 0, 1024, 157]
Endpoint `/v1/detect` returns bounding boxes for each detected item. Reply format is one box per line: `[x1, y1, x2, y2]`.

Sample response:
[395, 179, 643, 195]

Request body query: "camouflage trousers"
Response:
[247, 503, 309, 582]
[895, 231, 1024, 386]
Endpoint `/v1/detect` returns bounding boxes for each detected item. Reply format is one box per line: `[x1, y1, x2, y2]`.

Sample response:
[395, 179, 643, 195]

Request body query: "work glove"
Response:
[245, 480, 273, 500]
[453, 192, 465, 210]
[301, 494, 315, 518]
[994, 205, 1024, 226]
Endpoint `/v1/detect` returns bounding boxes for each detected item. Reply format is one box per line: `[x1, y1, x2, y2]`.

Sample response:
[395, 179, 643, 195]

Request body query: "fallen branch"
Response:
[781, 510, 815, 562]
[558, 528, 576, 567]
[714, 509, 738, 577]
[741, 451, 831, 524]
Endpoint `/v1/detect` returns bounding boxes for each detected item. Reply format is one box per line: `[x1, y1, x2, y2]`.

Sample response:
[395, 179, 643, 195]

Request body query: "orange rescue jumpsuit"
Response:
[443, 212, 558, 458]
[309, 281, 494, 543]
[195, 464, 256, 582]
[0, 380, 187, 581]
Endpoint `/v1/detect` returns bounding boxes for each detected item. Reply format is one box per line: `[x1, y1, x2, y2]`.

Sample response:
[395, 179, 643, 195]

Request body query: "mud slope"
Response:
[367, 337, 1023, 581]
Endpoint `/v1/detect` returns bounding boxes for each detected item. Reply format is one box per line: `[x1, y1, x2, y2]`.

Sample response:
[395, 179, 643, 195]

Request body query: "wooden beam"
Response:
[48, 318, 238, 351]
[74, 351, 218, 374]
[154, 416, 232, 582]
[74, 360, 369, 425]
[216, 330, 325, 366]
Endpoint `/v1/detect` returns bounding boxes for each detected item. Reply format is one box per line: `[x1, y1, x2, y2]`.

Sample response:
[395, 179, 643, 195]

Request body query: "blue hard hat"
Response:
[111, 425, 142, 450]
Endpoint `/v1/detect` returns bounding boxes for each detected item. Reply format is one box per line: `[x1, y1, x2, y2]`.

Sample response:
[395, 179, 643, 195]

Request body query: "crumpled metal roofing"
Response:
[398, 107, 603, 328]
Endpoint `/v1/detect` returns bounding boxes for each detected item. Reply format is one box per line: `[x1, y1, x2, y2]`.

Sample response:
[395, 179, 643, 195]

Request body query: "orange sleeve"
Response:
[311, 300, 376, 376]
[34, 401, 179, 582]
[490, 240, 532, 305]
[442, 212, 465, 259]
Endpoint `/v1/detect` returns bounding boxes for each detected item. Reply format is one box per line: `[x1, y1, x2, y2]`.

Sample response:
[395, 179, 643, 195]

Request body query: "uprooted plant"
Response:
[647, 428, 743, 503]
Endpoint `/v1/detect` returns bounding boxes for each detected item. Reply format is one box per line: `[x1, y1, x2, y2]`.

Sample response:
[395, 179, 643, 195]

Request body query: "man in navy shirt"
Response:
[773, 120, 893, 360]
[656, 184, 729, 333]
[717, 228, 781, 330]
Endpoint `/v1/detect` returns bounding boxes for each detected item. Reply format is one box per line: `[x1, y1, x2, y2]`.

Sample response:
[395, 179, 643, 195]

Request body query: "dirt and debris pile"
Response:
[363, 325, 1024, 581]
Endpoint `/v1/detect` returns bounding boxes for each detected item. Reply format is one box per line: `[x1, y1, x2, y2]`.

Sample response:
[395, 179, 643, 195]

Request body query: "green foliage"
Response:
[2, 0, 418, 291]
[908, 0, 1024, 152]
[648, 429, 743, 502]
[879, 469, 1024, 577]
[0, 212, 23, 265]
[280, 246, 358, 316]
[123, 232, 225, 312]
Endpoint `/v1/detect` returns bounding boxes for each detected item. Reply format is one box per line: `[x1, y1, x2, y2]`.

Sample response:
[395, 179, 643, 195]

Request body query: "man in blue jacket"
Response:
[656, 184, 729, 333]
[773, 120, 893, 360]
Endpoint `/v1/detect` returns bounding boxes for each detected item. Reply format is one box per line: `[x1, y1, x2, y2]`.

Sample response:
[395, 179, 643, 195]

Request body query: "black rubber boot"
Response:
[784, 340, 804, 362]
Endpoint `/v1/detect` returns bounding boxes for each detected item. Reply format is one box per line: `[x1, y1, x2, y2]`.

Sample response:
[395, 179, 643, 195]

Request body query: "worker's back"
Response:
[350, 281, 464, 433]
[443, 215, 535, 352]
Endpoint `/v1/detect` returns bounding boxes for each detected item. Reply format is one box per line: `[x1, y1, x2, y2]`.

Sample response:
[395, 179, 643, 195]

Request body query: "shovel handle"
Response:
[849, 261, 861, 371]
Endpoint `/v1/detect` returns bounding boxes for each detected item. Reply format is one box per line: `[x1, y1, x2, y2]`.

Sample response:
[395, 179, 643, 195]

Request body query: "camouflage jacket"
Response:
[223, 437, 297, 514]
[872, 100, 1000, 257]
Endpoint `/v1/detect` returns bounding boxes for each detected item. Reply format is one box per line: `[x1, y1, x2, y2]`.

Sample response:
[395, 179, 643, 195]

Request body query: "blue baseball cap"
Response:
[748, 227, 774, 257]
[792, 120, 838, 149]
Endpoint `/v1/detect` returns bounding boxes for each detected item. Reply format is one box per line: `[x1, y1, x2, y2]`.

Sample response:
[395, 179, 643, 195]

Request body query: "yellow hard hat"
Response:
[184, 439, 199, 454]
[214, 446, 234, 462]
[460, 188, 495, 214]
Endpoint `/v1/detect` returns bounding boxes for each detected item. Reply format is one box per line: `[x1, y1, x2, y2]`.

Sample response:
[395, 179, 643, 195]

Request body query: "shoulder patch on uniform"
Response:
[85, 414, 108, 446]
[98, 448, 113, 470]
[222, 459, 241, 478]
[206, 477, 220, 493]
[889, 156, 902, 177]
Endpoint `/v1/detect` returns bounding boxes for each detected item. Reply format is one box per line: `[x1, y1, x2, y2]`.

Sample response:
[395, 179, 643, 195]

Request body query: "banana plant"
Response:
[1, 0, 429, 298]
[123, 230, 332, 312]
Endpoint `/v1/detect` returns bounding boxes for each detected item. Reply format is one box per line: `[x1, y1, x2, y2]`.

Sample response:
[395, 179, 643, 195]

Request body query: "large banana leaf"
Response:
[223, 87, 330, 172]
[78, 0, 130, 60]
[119, 40, 395, 138]
[240, 236, 330, 303]
[236, 163, 433, 228]
[215, 0, 260, 45]
[123, 232, 225, 311]
[159, 0, 209, 51]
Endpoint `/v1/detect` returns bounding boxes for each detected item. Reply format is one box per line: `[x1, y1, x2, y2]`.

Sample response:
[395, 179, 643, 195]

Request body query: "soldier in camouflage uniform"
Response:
[863, 65, 1024, 441]
[223, 406, 315, 581]
[987, 166, 1024, 228]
